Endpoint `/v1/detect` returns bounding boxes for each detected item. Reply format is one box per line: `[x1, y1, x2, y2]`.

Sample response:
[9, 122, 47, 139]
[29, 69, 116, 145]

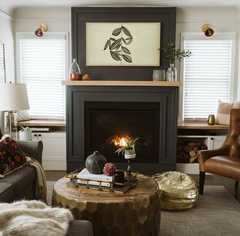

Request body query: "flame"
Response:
[111, 135, 131, 147]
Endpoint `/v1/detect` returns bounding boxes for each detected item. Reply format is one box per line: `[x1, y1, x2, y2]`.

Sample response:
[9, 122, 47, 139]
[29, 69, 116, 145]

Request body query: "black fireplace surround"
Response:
[66, 86, 178, 174]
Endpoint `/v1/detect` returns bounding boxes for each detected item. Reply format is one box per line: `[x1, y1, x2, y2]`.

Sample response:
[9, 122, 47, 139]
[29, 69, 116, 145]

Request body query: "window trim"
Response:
[0, 40, 6, 83]
[180, 32, 236, 122]
[15, 32, 68, 119]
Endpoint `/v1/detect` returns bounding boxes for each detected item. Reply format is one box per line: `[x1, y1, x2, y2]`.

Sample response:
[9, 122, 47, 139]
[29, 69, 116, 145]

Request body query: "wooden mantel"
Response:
[62, 81, 182, 87]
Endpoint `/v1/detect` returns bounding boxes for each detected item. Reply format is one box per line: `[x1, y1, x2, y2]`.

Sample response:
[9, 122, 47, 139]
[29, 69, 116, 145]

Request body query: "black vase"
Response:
[85, 151, 107, 174]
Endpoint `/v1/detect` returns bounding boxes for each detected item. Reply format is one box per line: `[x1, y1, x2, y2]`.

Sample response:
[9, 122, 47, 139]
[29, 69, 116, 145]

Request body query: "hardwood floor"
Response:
[45, 171, 66, 181]
[45, 171, 240, 202]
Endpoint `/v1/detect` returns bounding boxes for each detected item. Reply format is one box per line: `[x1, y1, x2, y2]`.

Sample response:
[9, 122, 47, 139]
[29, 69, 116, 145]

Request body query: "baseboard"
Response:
[43, 156, 66, 171]
[176, 163, 199, 174]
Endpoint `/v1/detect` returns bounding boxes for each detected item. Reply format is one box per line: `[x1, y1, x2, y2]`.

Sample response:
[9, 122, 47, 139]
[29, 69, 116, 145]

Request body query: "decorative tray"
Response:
[65, 167, 138, 194]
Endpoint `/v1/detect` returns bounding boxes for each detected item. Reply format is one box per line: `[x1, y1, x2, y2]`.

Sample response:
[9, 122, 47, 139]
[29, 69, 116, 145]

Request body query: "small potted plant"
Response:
[19, 126, 32, 141]
[161, 42, 191, 81]
[115, 137, 139, 158]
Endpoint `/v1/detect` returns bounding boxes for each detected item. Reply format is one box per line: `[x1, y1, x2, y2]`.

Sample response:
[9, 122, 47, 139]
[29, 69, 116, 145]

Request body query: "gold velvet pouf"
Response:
[153, 171, 199, 211]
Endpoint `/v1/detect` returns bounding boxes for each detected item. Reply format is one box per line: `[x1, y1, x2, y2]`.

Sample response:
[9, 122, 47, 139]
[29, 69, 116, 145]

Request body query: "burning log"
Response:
[105, 134, 132, 147]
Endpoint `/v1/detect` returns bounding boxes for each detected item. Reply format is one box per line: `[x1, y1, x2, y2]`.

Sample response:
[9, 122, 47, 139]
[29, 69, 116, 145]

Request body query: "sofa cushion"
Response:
[0, 137, 27, 178]
[0, 165, 36, 200]
[66, 220, 93, 236]
[0, 182, 14, 203]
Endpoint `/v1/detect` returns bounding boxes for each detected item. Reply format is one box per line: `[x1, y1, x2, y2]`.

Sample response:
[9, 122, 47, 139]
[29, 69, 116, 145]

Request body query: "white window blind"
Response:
[183, 39, 233, 119]
[0, 43, 5, 83]
[19, 38, 66, 119]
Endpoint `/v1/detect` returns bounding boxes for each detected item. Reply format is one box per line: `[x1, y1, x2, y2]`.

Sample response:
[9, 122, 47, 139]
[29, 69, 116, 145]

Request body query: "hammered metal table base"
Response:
[52, 174, 161, 236]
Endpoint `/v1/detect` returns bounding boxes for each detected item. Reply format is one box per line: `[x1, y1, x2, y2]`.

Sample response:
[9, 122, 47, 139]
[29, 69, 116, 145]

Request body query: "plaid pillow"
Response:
[0, 137, 27, 178]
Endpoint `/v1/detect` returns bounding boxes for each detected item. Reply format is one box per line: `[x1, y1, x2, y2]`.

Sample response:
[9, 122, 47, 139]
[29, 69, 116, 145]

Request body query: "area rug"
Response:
[47, 182, 240, 235]
[160, 185, 240, 236]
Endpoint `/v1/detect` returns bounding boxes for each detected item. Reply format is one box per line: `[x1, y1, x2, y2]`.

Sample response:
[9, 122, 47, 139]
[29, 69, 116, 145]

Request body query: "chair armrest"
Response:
[198, 145, 229, 171]
[17, 140, 43, 164]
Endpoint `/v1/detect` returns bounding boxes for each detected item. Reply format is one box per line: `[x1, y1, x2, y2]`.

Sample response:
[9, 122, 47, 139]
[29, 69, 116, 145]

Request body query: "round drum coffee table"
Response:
[52, 174, 160, 236]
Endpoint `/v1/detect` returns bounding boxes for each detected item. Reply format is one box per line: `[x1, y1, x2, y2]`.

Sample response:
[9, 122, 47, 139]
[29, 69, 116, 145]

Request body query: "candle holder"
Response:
[124, 152, 136, 180]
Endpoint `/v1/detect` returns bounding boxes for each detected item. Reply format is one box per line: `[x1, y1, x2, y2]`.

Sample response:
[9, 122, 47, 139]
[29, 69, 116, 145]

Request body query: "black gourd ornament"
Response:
[85, 151, 107, 174]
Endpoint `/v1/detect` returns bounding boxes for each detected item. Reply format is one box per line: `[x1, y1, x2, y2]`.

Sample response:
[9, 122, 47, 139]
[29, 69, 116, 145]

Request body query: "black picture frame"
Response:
[71, 7, 176, 81]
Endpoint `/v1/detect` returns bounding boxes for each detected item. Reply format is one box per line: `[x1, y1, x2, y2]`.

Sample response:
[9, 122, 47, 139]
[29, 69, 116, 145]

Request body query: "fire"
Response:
[115, 137, 127, 147]
[111, 135, 131, 147]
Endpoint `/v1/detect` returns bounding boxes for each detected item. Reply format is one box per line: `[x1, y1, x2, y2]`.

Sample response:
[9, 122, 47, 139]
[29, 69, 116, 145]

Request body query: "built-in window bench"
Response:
[17, 119, 66, 127]
[17, 120, 66, 171]
[178, 121, 229, 130]
[177, 121, 228, 174]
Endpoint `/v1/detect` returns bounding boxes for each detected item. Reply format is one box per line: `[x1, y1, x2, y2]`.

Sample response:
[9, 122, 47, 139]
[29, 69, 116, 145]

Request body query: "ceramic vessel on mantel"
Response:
[152, 69, 165, 81]
[166, 63, 177, 81]
[69, 59, 82, 80]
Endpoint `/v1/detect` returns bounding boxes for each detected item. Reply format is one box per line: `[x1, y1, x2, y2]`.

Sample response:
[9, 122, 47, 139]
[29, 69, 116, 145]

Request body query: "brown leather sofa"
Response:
[198, 108, 240, 194]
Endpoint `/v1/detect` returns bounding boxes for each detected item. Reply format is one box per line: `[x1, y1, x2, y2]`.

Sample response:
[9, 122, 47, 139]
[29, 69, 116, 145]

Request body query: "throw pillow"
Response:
[216, 100, 240, 125]
[0, 137, 27, 178]
[16, 110, 31, 122]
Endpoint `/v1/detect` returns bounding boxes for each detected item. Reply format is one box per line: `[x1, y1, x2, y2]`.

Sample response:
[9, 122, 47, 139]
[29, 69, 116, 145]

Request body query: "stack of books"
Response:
[77, 168, 113, 187]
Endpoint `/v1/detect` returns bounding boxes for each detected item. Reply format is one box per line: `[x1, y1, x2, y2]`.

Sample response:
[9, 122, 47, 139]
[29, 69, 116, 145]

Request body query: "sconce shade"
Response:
[0, 83, 29, 111]
[202, 24, 214, 37]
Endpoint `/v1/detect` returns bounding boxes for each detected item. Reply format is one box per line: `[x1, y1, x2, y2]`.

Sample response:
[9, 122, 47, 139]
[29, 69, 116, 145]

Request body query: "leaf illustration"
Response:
[112, 27, 122, 36]
[110, 38, 121, 50]
[110, 51, 121, 61]
[115, 43, 121, 50]
[122, 26, 132, 37]
[110, 38, 116, 42]
[122, 54, 132, 63]
[122, 38, 127, 44]
[121, 46, 131, 54]
[103, 40, 110, 50]
[125, 37, 133, 45]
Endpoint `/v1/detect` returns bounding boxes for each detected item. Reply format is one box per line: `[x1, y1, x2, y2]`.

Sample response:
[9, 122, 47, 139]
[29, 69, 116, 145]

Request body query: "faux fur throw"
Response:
[0, 200, 73, 236]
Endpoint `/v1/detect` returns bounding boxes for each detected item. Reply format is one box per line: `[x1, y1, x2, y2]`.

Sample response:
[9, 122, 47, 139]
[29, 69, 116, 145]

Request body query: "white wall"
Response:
[0, 11, 15, 129]
[12, 6, 240, 101]
[0, 13, 15, 82]
[14, 7, 71, 76]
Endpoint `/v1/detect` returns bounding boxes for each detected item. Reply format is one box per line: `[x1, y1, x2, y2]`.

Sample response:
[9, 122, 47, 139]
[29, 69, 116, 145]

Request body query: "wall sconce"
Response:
[202, 24, 214, 37]
[35, 23, 48, 37]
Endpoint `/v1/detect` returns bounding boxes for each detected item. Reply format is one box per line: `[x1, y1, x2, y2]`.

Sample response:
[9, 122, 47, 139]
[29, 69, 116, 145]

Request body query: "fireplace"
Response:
[85, 102, 160, 164]
[65, 82, 179, 175]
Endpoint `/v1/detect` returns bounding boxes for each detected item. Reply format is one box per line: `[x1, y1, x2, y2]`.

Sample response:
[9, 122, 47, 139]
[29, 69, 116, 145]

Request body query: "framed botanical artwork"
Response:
[86, 22, 161, 67]
[72, 7, 176, 80]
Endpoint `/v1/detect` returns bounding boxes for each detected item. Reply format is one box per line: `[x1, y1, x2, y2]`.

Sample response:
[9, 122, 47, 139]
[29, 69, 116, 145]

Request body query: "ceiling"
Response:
[0, 0, 240, 16]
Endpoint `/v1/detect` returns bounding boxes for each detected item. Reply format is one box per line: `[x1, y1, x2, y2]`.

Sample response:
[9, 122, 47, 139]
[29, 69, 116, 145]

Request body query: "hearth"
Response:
[85, 102, 159, 164]
[65, 82, 179, 174]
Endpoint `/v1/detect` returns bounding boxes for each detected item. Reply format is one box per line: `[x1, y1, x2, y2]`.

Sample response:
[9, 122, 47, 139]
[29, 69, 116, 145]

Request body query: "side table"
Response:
[52, 174, 161, 236]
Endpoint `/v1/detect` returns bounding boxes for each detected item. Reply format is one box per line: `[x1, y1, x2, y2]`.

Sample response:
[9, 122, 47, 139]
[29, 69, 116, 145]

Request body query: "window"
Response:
[181, 33, 236, 120]
[16, 33, 68, 119]
[0, 42, 5, 83]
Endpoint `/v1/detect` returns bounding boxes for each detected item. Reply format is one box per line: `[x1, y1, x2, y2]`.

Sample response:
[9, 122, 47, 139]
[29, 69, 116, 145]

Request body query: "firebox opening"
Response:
[85, 102, 160, 163]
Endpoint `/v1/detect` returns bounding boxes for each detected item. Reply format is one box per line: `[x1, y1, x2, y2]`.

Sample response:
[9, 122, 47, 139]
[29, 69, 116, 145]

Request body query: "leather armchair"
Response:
[198, 108, 240, 194]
